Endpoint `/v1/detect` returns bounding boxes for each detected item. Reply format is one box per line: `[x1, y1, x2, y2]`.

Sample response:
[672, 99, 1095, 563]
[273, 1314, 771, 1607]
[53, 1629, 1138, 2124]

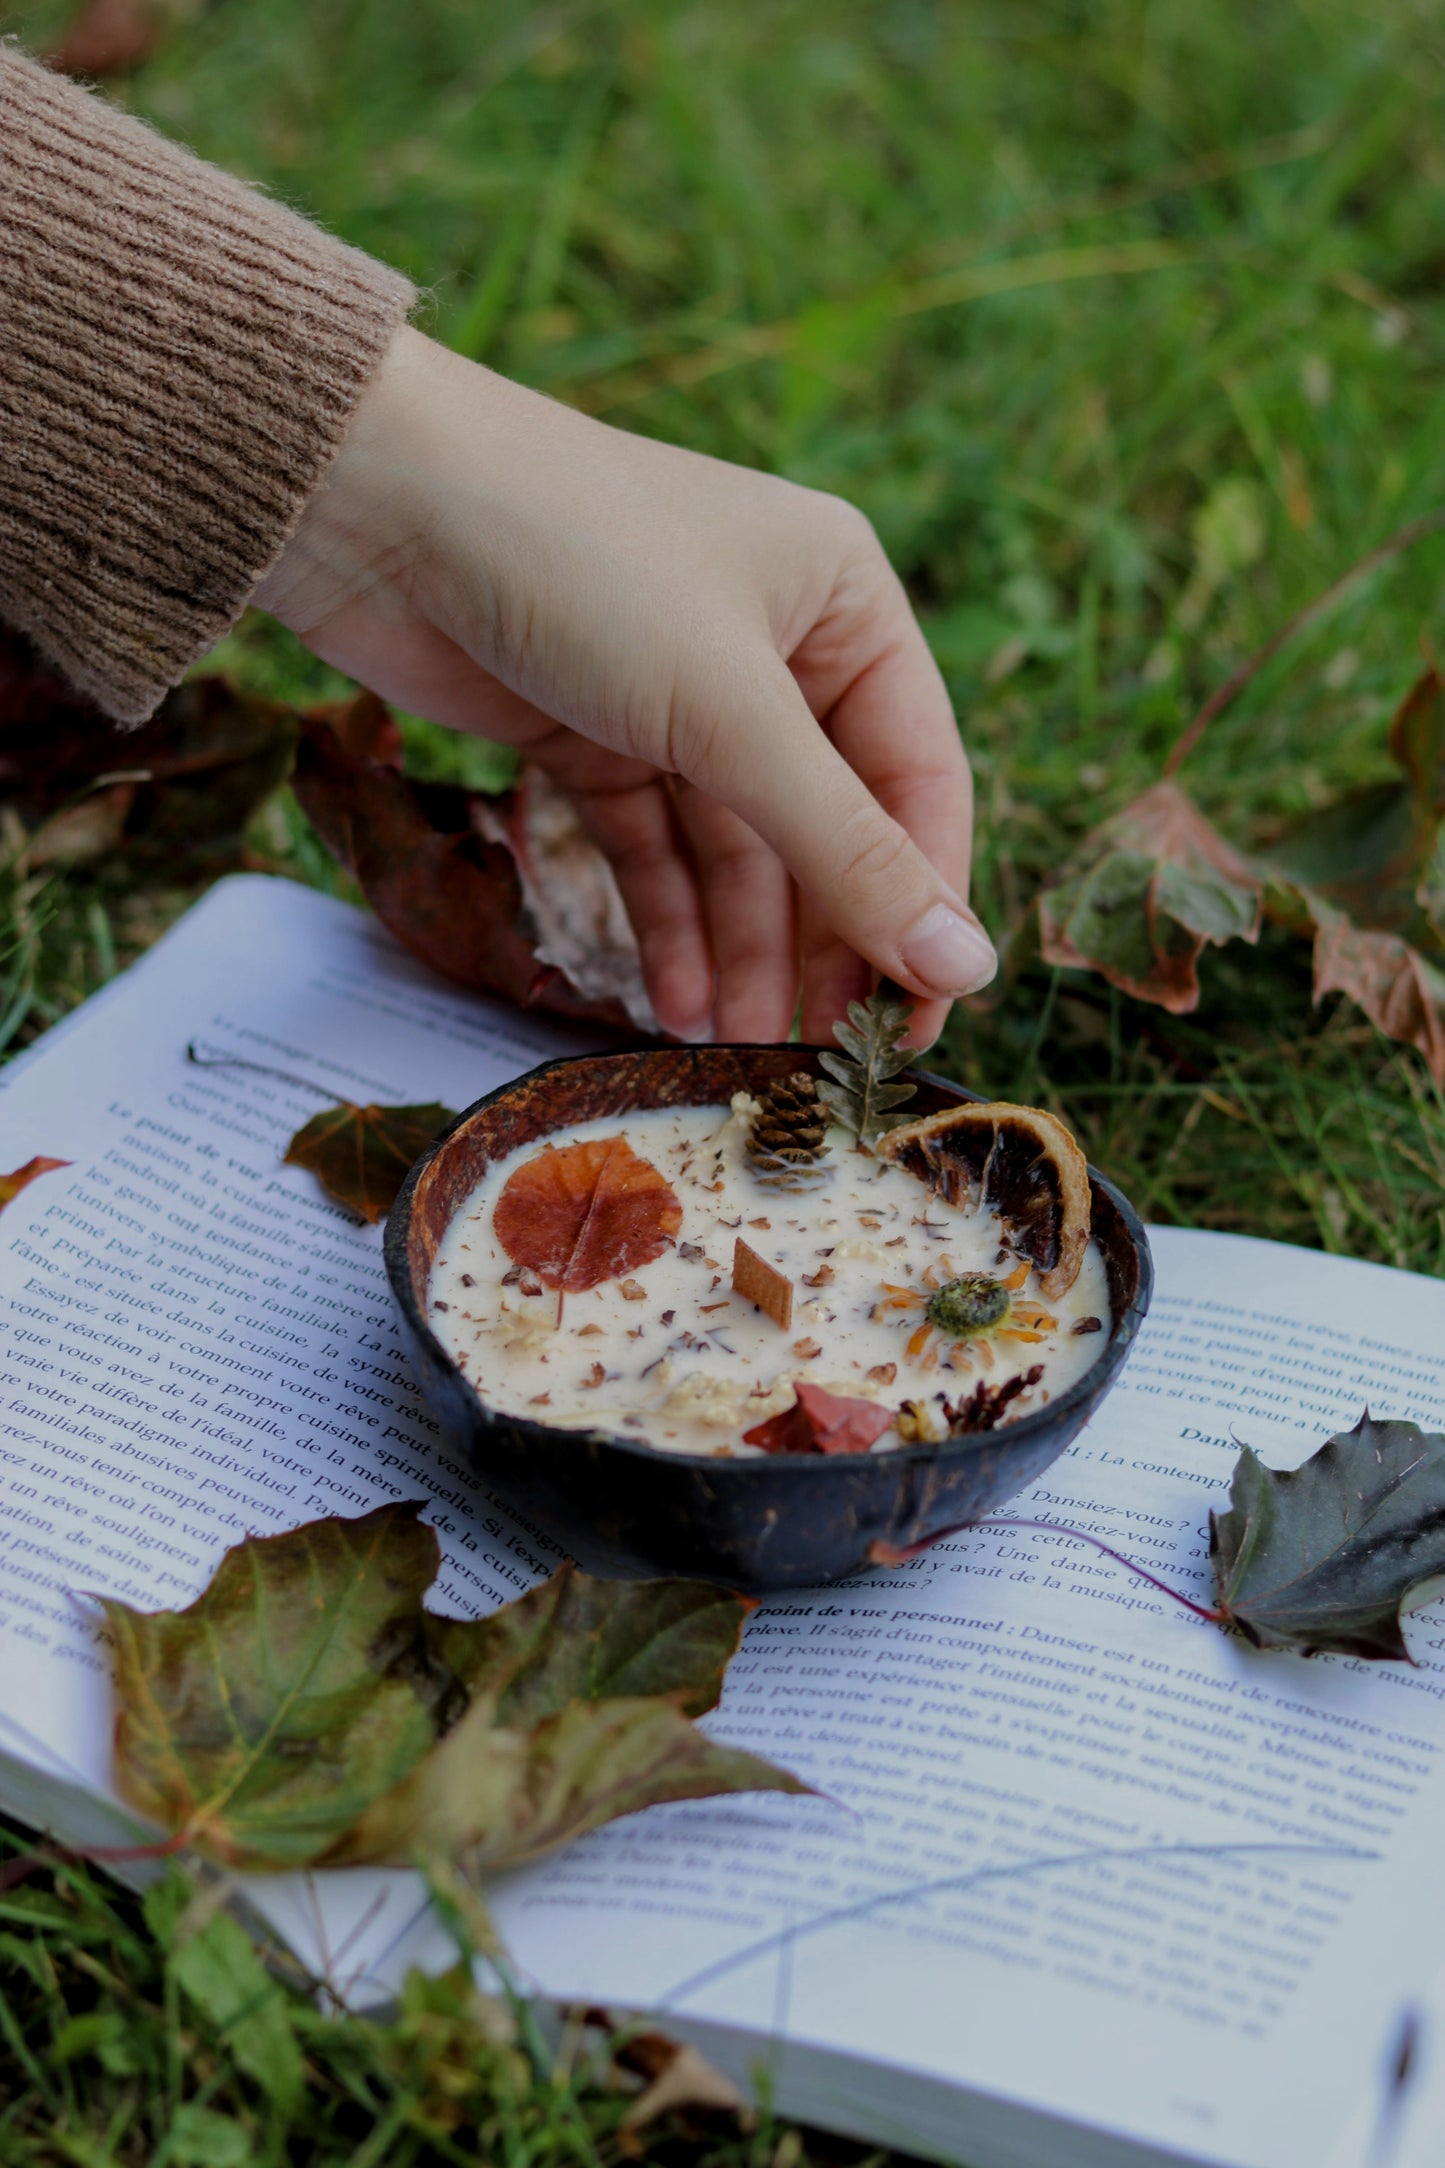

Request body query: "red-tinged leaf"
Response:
[743, 1380, 895, 1457]
[0, 1157, 71, 1212]
[291, 716, 654, 1032]
[494, 1136, 682, 1294]
[305, 690, 404, 768]
[49, 0, 173, 75]
[285, 1102, 457, 1223]
[1310, 916, 1445, 1085]
[1038, 780, 1262, 1012]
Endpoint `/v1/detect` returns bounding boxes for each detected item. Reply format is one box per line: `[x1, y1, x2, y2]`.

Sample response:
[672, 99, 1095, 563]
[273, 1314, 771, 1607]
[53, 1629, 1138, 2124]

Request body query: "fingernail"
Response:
[899, 905, 997, 996]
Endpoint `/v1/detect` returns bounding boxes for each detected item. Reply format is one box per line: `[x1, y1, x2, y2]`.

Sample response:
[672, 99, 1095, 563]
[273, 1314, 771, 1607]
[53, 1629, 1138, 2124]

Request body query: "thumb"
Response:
[678, 660, 997, 1001]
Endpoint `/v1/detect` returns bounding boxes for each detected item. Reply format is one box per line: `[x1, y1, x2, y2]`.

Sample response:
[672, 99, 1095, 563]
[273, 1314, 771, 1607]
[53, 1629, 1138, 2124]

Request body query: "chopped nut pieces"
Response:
[620, 1280, 647, 1301]
[867, 1362, 898, 1385]
[732, 1238, 793, 1331]
[1073, 1315, 1103, 1334]
[802, 1264, 834, 1288]
[791, 1338, 822, 1360]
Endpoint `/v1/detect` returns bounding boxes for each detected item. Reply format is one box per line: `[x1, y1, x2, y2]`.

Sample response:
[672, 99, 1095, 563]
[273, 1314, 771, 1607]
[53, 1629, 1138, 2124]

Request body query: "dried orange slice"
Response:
[877, 1101, 1091, 1298]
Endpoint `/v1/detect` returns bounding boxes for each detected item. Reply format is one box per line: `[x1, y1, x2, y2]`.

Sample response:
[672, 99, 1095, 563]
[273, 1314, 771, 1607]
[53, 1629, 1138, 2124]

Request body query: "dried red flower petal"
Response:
[743, 1382, 895, 1458]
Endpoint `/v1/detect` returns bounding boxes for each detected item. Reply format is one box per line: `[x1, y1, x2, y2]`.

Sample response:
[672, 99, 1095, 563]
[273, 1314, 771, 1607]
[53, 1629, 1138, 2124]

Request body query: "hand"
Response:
[254, 326, 995, 1046]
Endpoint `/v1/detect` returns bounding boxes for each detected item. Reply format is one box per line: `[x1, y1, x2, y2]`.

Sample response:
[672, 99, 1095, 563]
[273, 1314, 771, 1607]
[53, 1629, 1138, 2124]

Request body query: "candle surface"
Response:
[426, 1100, 1111, 1456]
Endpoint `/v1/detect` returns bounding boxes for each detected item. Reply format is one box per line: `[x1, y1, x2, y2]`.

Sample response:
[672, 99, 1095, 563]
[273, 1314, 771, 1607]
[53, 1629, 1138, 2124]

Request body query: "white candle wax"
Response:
[426, 1099, 1111, 1457]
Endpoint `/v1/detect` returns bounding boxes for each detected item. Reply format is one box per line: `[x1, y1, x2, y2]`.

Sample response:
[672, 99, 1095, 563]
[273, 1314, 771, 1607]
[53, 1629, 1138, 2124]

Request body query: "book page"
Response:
[488, 1229, 1445, 2168]
[4, 877, 1445, 2167]
[0, 875, 594, 1987]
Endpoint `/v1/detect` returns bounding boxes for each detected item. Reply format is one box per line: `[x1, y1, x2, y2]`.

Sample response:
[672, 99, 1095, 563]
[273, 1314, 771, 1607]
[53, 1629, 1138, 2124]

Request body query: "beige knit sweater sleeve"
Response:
[0, 46, 415, 723]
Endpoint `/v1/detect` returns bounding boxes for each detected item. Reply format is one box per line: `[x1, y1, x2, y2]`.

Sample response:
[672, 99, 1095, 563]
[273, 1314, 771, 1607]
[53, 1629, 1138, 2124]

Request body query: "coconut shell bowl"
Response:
[385, 1047, 1153, 1594]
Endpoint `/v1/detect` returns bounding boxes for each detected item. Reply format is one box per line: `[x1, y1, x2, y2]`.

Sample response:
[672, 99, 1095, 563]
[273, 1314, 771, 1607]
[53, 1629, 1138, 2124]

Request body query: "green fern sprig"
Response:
[816, 987, 917, 1146]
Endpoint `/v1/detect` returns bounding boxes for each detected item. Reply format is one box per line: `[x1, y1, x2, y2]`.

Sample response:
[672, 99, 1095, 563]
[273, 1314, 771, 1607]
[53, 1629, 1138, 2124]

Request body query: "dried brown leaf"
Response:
[285, 1101, 457, 1223]
[291, 716, 653, 1031]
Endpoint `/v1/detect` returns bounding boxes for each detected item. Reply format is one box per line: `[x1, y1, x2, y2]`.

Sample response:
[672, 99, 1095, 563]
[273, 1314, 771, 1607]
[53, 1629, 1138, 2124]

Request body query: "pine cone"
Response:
[747, 1071, 831, 1190]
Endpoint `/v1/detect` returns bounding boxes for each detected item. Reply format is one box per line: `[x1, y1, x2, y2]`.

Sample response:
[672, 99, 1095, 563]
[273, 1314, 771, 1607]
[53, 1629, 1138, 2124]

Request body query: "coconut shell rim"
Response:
[385, 1044, 1153, 1477]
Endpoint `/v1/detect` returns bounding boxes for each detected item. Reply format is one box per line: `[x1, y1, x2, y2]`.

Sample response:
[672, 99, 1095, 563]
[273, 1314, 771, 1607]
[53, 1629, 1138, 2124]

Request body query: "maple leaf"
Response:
[1210, 1412, 1445, 1659]
[743, 1381, 895, 1456]
[291, 715, 655, 1033]
[284, 1101, 457, 1222]
[1037, 780, 1262, 1012]
[815, 988, 917, 1143]
[493, 1135, 682, 1293]
[102, 1503, 802, 1873]
[0, 1156, 71, 1213]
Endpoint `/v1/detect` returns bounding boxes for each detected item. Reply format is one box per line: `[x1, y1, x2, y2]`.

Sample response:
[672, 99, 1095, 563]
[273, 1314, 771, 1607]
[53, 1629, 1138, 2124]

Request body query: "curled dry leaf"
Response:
[0, 1156, 72, 1212]
[1261, 668, 1445, 1082]
[743, 1380, 895, 1457]
[494, 1135, 682, 1294]
[103, 1502, 804, 1873]
[1210, 1412, 1445, 1660]
[614, 2032, 753, 2135]
[292, 715, 655, 1033]
[878, 1101, 1091, 1298]
[1038, 780, 1262, 1013]
[285, 1101, 457, 1223]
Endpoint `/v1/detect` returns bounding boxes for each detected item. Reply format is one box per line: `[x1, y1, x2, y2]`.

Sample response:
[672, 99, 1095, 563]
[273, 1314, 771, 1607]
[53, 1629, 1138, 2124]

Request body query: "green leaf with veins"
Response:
[103, 1503, 803, 1874]
[1210, 1413, 1445, 1659]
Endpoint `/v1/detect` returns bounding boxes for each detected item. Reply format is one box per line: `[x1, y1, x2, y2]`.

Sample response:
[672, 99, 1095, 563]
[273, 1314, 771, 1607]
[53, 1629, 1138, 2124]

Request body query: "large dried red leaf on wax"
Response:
[285, 1102, 457, 1223]
[0, 1157, 72, 1213]
[743, 1381, 895, 1457]
[494, 1136, 682, 1294]
[1038, 780, 1261, 1012]
[291, 715, 654, 1033]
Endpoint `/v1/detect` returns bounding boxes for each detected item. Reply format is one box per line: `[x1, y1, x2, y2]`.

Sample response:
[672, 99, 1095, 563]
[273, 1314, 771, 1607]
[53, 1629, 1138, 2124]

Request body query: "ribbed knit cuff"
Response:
[0, 46, 415, 723]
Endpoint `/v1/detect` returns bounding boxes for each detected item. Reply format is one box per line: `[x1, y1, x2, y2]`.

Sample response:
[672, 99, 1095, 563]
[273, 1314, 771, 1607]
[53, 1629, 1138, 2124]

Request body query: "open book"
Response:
[4, 873, 1445, 2168]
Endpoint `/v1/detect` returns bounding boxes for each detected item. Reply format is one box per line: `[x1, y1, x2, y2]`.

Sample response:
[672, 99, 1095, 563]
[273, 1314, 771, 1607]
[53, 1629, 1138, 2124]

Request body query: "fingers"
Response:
[668, 783, 799, 1042]
[674, 651, 995, 1011]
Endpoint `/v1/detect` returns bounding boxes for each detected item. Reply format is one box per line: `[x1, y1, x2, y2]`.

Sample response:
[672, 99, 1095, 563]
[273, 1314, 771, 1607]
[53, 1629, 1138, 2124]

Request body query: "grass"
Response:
[3, 0, 1445, 2155]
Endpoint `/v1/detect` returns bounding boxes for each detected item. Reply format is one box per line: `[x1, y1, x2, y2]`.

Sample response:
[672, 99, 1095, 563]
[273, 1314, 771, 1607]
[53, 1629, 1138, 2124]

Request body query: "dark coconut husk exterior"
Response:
[385, 1047, 1153, 1593]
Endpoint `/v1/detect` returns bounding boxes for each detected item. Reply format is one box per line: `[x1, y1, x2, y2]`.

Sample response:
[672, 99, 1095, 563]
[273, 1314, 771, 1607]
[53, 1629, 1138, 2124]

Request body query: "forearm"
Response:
[0, 44, 413, 723]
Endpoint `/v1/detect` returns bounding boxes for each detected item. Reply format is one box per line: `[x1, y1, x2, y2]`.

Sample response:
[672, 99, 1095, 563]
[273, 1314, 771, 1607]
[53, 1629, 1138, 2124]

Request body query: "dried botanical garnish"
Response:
[732, 1238, 793, 1330]
[743, 1381, 894, 1457]
[494, 1135, 682, 1299]
[944, 1363, 1045, 1434]
[878, 1102, 1091, 1298]
[874, 1258, 1059, 1372]
[925, 1273, 1011, 1336]
[746, 1071, 831, 1189]
[816, 988, 917, 1146]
